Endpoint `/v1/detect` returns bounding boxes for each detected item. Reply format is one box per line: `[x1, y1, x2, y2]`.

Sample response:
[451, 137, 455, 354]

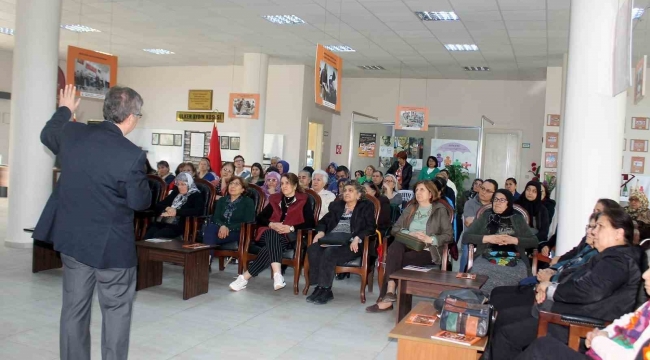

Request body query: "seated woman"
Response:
[311, 170, 337, 220]
[626, 190, 650, 239]
[463, 189, 538, 296]
[417, 156, 440, 181]
[180, 162, 196, 177]
[215, 162, 234, 197]
[277, 160, 290, 175]
[363, 182, 391, 232]
[156, 160, 175, 185]
[515, 266, 650, 360]
[229, 173, 315, 292]
[357, 165, 375, 184]
[246, 162, 265, 186]
[326, 162, 339, 192]
[366, 180, 453, 313]
[143, 172, 205, 240]
[464, 178, 483, 201]
[204, 176, 255, 252]
[382, 174, 403, 206]
[304, 181, 376, 305]
[486, 207, 643, 359]
[197, 157, 217, 182]
[387, 151, 412, 190]
[298, 170, 312, 189]
[233, 155, 250, 179]
[336, 178, 348, 199]
[354, 170, 364, 182]
[262, 171, 281, 206]
[515, 180, 551, 254]
[541, 183, 556, 223]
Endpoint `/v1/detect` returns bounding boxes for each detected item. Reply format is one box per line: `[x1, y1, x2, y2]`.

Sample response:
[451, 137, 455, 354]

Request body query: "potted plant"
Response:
[529, 162, 540, 182]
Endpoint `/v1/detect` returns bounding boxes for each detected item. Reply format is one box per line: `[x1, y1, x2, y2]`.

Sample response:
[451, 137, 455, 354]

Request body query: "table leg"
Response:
[183, 250, 210, 300]
[396, 279, 413, 324]
[136, 248, 162, 291]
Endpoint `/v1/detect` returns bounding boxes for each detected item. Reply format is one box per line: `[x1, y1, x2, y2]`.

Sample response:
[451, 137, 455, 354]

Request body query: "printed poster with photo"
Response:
[314, 44, 342, 112]
[407, 138, 424, 160]
[408, 158, 423, 171]
[229, 93, 260, 119]
[379, 136, 394, 157]
[632, 156, 646, 173]
[395, 106, 429, 131]
[545, 132, 559, 149]
[545, 152, 558, 168]
[67, 46, 118, 99]
[631, 139, 649, 152]
[379, 157, 394, 169]
[635, 55, 647, 105]
[430, 139, 479, 173]
[394, 136, 409, 156]
[358, 133, 376, 157]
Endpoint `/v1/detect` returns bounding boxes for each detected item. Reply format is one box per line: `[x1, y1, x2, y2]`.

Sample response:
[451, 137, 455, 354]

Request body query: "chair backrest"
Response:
[475, 203, 531, 225]
[398, 190, 414, 202]
[194, 178, 216, 216]
[146, 175, 167, 206]
[304, 189, 322, 222]
[365, 194, 381, 224]
[247, 184, 266, 214]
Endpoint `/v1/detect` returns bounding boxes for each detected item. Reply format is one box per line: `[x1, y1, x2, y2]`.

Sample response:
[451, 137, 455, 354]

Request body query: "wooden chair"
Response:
[211, 184, 265, 275]
[182, 178, 216, 243]
[134, 175, 167, 240]
[243, 189, 321, 295]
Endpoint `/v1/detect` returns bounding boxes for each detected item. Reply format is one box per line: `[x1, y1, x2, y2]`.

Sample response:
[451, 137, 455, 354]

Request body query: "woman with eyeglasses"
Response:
[417, 156, 440, 181]
[197, 157, 217, 182]
[458, 179, 498, 272]
[382, 174, 402, 205]
[262, 171, 281, 206]
[463, 189, 538, 295]
[233, 155, 251, 179]
[215, 162, 235, 198]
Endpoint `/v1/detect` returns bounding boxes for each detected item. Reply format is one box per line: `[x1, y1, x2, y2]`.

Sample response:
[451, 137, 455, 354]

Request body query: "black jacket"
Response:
[377, 195, 391, 231]
[551, 245, 642, 321]
[155, 190, 205, 230]
[317, 199, 376, 240]
[33, 107, 151, 268]
[387, 161, 413, 190]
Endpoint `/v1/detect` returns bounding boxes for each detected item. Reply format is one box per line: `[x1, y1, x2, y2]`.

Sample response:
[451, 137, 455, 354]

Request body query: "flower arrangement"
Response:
[529, 162, 540, 182]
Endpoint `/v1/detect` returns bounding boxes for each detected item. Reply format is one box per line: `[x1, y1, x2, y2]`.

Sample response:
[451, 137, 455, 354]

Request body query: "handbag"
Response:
[318, 232, 352, 246]
[439, 297, 493, 338]
[394, 232, 426, 251]
[434, 289, 487, 312]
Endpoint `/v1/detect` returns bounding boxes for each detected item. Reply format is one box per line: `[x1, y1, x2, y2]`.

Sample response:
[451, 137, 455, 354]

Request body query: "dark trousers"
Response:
[247, 229, 293, 277]
[60, 254, 136, 360]
[307, 242, 360, 288]
[381, 241, 433, 297]
[204, 230, 240, 246]
[489, 285, 535, 312]
[514, 336, 588, 360]
[486, 305, 569, 359]
[143, 222, 183, 240]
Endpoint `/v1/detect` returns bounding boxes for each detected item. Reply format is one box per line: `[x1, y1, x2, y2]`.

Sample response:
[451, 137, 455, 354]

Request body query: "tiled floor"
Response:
[0, 198, 398, 359]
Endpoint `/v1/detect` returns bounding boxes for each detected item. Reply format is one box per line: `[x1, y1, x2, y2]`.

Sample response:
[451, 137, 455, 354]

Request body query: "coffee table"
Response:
[24, 227, 63, 273]
[136, 240, 216, 300]
[389, 301, 487, 360]
[389, 269, 488, 323]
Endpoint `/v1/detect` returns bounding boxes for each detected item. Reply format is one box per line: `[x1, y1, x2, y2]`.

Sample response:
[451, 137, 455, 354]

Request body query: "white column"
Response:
[5, 0, 62, 248]
[555, 0, 627, 254]
[239, 53, 269, 164]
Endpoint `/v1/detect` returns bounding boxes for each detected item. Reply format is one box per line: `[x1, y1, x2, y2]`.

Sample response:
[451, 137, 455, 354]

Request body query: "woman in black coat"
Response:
[387, 151, 413, 190]
[144, 172, 205, 239]
[304, 180, 376, 305]
[515, 180, 551, 253]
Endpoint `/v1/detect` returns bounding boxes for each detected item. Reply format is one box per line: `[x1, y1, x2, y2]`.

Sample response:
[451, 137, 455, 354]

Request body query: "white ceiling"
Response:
[0, 0, 647, 80]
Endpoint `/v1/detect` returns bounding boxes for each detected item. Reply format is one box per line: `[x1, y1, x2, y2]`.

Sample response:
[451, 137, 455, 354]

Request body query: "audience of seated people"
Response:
[516, 180, 551, 255]
[156, 160, 175, 185]
[366, 180, 453, 313]
[197, 157, 217, 182]
[506, 177, 521, 201]
[233, 155, 250, 179]
[387, 151, 412, 190]
[143, 172, 204, 240]
[371, 170, 384, 188]
[382, 174, 402, 206]
[298, 170, 312, 189]
[229, 173, 315, 291]
[311, 170, 336, 220]
[418, 156, 440, 181]
[246, 162, 265, 186]
[305, 180, 376, 305]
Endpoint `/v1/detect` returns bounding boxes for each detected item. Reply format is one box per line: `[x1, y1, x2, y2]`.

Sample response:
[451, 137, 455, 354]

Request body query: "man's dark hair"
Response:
[156, 161, 169, 169]
[103, 86, 143, 124]
[336, 165, 350, 177]
[483, 179, 498, 191]
[439, 169, 450, 176]
[506, 177, 517, 185]
[373, 170, 384, 177]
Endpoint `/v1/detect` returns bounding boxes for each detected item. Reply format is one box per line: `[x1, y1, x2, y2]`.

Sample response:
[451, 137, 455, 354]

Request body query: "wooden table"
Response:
[389, 301, 487, 360]
[24, 227, 63, 273]
[390, 269, 488, 323]
[136, 241, 215, 300]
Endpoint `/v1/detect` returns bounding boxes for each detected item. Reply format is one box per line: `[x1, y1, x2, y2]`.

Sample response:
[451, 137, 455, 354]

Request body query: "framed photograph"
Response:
[632, 156, 646, 173]
[151, 133, 159, 145]
[545, 132, 559, 149]
[220, 136, 230, 150]
[67, 46, 118, 100]
[230, 136, 240, 151]
[395, 106, 429, 131]
[229, 93, 260, 119]
[547, 114, 560, 126]
[631, 139, 649, 152]
[159, 133, 174, 146]
[545, 152, 558, 168]
[632, 117, 650, 130]
[174, 134, 182, 146]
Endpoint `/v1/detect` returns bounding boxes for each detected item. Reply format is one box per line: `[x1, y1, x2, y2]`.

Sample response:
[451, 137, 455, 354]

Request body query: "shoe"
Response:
[313, 288, 334, 305]
[365, 303, 394, 313]
[273, 272, 286, 290]
[383, 292, 397, 302]
[306, 286, 323, 303]
[229, 275, 248, 291]
[336, 273, 350, 280]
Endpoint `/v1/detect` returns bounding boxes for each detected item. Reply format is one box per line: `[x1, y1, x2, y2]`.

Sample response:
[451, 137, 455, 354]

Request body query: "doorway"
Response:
[481, 130, 522, 185]
[307, 122, 324, 170]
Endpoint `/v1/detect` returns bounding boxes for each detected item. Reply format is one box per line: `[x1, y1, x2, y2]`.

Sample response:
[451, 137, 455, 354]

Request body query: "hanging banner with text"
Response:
[314, 44, 342, 112]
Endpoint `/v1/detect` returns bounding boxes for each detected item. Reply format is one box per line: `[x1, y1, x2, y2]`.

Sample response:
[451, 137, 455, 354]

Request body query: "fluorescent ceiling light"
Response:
[0, 27, 14, 36]
[262, 15, 305, 25]
[464, 66, 490, 71]
[324, 45, 355, 52]
[445, 44, 479, 51]
[633, 7, 645, 20]
[415, 11, 459, 21]
[143, 48, 175, 55]
[358, 65, 385, 70]
[61, 24, 101, 33]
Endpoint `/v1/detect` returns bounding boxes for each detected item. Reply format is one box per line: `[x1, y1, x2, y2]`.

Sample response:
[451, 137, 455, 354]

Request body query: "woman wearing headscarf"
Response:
[262, 171, 281, 206]
[276, 160, 290, 175]
[515, 180, 550, 253]
[387, 151, 413, 190]
[143, 172, 205, 240]
[541, 183, 556, 222]
[626, 189, 650, 225]
[463, 189, 538, 295]
[326, 162, 338, 192]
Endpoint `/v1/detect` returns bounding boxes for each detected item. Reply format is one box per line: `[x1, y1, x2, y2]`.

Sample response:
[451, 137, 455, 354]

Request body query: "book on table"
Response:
[182, 243, 211, 249]
[456, 272, 477, 280]
[405, 314, 437, 326]
[431, 331, 481, 346]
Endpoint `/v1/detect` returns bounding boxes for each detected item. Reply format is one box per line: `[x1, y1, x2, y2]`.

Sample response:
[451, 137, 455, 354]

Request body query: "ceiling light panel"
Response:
[633, 8, 645, 20]
[324, 45, 355, 52]
[464, 66, 490, 71]
[61, 24, 101, 33]
[143, 48, 175, 55]
[415, 11, 459, 21]
[445, 44, 479, 51]
[0, 27, 13, 36]
[358, 65, 386, 70]
[262, 15, 306, 25]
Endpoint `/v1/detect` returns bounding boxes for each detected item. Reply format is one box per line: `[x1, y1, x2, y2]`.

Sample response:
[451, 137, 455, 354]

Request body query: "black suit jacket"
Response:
[387, 161, 413, 190]
[33, 107, 150, 269]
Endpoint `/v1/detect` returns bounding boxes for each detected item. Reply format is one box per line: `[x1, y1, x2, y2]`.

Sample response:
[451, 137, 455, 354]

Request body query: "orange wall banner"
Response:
[67, 46, 118, 99]
[314, 44, 342, 112]
[395, 106, 429, 131]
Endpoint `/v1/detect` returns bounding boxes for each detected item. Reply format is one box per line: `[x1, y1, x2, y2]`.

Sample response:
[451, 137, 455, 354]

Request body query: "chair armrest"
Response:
[560, 314, 609, 328]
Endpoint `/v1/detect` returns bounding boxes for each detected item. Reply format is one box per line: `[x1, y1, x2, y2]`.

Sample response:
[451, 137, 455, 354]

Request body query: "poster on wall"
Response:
[395, 106, 429, 131]
[379, 157, 393, 169]
[229, 93, 260, 119]
[379, 136, 394, 157]
[635, 55, 647, 105]
[394, 137, 409, 156]
[358, 133, 376, 157]
[407, 138, 424, 159]
[632, 117, 650, 130]
[545, 152, 558, 168]
[67, 46, 118, 99]
[631, 139, 649, 152]
[408, 159, 423, 171]
[430, 139, 479, 173]
[545, 132, 559, 149]
[547, 114, 560, 127]
[314, 44, 342, 112]
[632, 156, 646, 173]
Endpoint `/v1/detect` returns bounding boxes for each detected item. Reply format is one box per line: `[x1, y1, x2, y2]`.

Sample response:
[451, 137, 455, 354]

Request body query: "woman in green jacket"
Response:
[205, 176, 255, 247]
[418, 156, 441, 181]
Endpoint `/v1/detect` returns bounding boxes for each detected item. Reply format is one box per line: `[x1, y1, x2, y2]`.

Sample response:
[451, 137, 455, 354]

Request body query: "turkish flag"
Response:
[208, 123, 222, 178]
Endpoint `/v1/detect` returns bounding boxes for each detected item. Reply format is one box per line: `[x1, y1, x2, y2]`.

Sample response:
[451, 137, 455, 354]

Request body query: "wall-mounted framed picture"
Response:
[159, 133, 174, 146]
[631, 139, 649, 152]
[631, 156, 646, 173]
[545, 132, 559, 149]
[547, 114, 560, 126]
[632, 117, 650, 130]
[220, 136, 230, 149]
[174, 134, 182, 146]
[545, 152, 558, 168]
[230, 136, 240, 150]
[152, 133, 159, 145]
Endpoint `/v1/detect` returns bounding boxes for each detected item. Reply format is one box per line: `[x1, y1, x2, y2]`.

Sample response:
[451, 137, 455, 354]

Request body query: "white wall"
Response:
[329, 77, 547, 184]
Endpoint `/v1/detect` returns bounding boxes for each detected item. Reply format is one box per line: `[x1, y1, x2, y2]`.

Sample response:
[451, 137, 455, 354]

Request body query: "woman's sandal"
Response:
[365, 303, 394, 313]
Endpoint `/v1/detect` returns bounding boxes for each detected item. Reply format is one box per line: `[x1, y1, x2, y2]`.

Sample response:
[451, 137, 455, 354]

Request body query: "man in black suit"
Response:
[33, 85, 150, 360]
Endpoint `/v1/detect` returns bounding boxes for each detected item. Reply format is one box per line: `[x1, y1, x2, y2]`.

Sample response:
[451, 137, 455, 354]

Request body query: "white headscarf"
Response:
[171, 172, 199, 209]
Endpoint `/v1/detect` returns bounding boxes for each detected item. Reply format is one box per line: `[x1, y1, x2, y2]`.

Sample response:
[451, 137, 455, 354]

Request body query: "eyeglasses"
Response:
[229, 181, 242, 187]
[133, 113, 143, 119]
[385, 180, 394, 183]
[493, 198, 508, 203]
[480, 186, 494, 194]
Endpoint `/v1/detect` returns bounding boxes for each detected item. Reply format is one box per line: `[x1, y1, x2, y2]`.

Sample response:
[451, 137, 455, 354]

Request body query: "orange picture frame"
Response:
[66, 46, 118, 99]
[314, 44, 342, 113]
[228, 93, 260, 119]
[395, 106, 429, 131]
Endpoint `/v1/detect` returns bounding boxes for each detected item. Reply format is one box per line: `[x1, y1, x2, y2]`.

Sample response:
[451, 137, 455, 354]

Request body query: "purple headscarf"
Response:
[263, 171, 282, 199]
